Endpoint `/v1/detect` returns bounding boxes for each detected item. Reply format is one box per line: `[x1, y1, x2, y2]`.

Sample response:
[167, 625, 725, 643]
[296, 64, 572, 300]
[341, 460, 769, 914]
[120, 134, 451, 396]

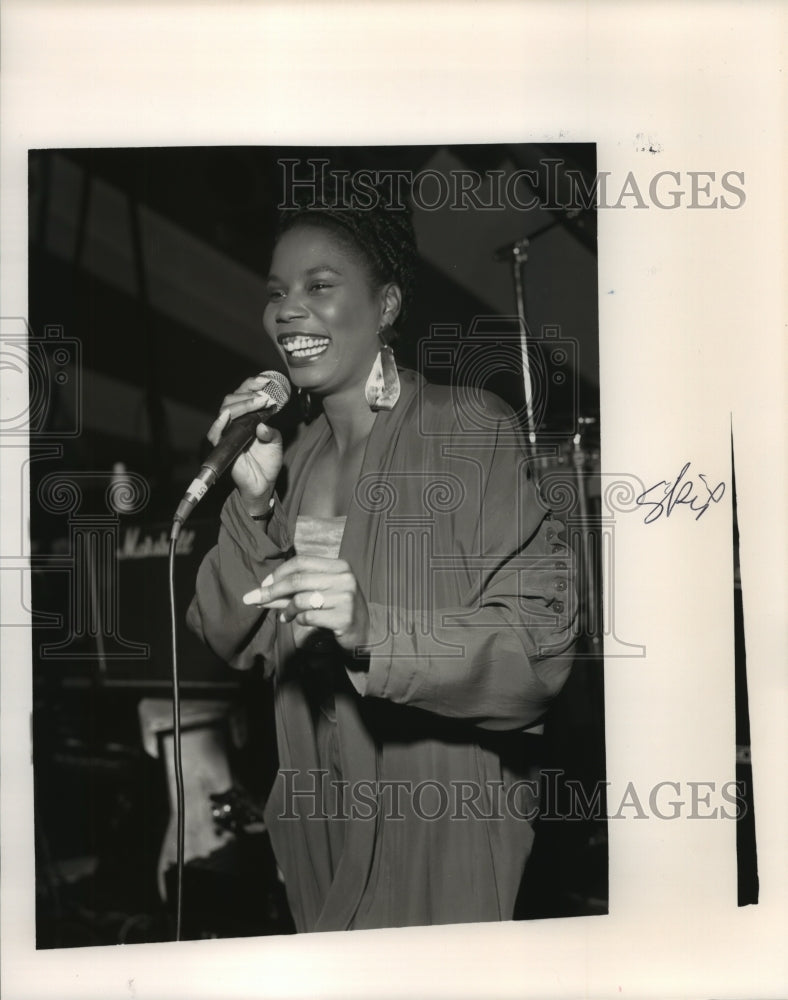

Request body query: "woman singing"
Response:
[187, 193, 577, 932]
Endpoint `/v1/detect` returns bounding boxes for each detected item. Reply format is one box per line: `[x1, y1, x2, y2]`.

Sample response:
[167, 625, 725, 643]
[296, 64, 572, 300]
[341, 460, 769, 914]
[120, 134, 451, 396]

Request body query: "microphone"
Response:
[172, 371, 291, 534]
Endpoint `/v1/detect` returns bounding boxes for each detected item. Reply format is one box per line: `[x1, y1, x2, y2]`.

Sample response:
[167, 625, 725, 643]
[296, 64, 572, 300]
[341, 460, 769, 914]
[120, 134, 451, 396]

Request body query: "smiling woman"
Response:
[264, 224, 396, 399]
[186, 185, 578, 932]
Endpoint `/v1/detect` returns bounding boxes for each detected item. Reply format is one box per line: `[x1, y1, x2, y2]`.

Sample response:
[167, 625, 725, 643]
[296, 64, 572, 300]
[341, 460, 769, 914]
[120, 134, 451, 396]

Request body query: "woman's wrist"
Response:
[238, 487, 275, 520]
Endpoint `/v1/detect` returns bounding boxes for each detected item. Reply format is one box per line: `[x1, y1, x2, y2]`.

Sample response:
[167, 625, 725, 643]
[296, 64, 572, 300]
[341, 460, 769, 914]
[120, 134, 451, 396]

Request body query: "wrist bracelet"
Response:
[249, 496, 275, 521]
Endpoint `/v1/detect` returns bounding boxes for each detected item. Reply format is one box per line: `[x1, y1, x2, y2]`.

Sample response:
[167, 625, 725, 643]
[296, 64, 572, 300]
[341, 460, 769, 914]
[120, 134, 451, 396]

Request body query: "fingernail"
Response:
[262, 574, 273, 587]
[279, 612, 287, 623]
[243, 589, 262, 605]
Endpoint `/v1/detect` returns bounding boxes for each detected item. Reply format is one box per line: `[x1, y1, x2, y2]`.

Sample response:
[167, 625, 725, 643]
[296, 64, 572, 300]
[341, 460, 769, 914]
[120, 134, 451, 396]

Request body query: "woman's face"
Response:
[263, 224, 390, 396]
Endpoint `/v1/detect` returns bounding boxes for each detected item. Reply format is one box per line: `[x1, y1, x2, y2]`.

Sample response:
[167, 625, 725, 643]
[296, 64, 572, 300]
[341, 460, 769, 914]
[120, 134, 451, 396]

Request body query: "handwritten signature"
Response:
[635, 462, 726, 524]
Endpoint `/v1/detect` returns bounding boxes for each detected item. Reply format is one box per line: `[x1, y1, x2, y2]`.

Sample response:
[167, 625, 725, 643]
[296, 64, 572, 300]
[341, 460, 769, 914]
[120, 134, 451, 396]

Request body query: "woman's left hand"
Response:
[242, 556, 371, 653]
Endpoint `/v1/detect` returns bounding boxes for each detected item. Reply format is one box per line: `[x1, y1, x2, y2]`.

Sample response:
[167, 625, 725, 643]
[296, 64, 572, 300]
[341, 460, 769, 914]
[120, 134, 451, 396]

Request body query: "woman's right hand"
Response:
[207, 374, 284, 513]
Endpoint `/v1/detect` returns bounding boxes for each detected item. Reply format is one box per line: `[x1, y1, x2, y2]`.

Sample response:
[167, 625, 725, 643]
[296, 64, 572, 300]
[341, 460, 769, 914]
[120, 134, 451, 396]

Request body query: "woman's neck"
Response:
[320, 386, 377, 455]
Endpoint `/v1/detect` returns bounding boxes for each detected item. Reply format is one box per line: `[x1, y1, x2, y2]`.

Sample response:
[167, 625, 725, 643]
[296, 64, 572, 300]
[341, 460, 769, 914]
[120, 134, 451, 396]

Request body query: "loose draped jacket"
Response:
[188, 370, 576, 932]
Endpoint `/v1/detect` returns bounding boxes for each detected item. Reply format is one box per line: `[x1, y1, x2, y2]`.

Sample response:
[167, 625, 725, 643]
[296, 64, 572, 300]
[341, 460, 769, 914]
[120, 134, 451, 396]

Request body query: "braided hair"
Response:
[275, 189, 418, 330]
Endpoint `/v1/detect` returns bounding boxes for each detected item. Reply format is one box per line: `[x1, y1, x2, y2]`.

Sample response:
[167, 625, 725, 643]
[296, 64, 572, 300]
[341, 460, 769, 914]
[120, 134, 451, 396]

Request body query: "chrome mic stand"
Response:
[496, 230, 601, 648]
[495, 235, 537, 460]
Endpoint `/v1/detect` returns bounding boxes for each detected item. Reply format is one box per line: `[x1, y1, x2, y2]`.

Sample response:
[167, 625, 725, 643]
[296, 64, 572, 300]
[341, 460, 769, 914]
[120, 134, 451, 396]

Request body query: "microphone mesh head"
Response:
[258, 370, 291, 411]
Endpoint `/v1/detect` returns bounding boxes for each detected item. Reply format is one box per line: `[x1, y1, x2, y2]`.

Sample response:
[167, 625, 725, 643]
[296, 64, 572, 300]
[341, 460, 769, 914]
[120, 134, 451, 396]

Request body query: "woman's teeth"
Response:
[282, 336, 329, 359]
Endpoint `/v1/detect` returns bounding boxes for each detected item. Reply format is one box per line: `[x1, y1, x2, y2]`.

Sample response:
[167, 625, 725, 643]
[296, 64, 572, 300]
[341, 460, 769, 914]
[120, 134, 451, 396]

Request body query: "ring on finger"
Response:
[308, 590, 325, 610]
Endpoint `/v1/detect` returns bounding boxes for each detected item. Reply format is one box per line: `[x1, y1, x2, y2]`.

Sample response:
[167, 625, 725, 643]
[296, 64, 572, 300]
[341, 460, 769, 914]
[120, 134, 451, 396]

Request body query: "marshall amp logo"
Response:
[117, 525, 196, 560]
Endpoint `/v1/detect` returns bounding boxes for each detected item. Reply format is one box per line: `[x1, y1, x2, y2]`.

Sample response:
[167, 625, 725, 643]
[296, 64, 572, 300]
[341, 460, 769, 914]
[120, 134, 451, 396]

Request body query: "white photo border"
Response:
[1, 2, 786, 998]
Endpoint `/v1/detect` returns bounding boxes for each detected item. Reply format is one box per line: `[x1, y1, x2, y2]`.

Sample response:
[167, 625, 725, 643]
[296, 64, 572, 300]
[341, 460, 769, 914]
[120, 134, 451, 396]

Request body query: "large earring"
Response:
[364, 325, 401, 411]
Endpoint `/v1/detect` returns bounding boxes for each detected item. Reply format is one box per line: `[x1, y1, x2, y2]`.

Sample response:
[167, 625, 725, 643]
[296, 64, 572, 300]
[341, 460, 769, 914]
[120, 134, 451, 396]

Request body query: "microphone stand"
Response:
[573, 417, 600, 647]
[496, 229, 601, 647]
[495, 236, 537, 462]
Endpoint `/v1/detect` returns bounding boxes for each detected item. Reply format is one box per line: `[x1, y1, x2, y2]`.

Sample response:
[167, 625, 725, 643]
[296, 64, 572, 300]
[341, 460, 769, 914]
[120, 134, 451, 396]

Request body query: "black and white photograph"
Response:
[27, 144, 605, 944]
[1, 3, 785, 999]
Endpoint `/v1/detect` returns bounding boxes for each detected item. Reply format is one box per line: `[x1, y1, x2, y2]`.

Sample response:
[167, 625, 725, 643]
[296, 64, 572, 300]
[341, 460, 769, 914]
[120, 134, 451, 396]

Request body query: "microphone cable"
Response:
[167, 533, 185, 941]
[165, 370, 290, 941]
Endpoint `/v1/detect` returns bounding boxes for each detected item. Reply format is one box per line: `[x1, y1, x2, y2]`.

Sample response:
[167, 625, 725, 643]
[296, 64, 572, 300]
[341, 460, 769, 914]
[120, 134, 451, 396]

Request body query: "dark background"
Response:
[28, 144, 607, 945]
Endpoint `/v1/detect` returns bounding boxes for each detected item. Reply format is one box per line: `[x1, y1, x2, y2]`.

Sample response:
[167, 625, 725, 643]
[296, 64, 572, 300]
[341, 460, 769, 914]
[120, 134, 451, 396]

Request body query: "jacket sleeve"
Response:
[185, 490, 289, 673]
[348, 413, 577, 732]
